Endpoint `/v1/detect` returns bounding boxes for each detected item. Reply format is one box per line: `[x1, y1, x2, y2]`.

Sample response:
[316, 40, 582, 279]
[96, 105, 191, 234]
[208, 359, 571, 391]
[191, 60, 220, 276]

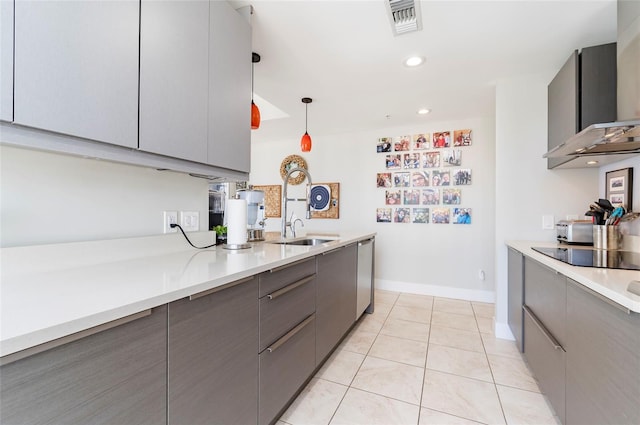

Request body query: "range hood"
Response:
[544, 0, 640, 166]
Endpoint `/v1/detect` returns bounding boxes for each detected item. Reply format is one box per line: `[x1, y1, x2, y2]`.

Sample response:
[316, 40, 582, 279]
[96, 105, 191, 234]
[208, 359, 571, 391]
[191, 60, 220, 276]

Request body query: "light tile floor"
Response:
[277, 290, 561, 425]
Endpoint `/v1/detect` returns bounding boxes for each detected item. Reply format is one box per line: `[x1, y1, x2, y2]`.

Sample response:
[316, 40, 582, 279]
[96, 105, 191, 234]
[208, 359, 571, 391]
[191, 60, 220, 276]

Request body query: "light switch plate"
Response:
[542, 214, 555, 230]
[180, 211, 199, 232]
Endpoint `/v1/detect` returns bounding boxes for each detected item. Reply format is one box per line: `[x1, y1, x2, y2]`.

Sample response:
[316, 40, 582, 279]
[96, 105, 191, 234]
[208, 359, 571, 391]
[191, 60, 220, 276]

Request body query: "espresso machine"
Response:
[237, 188, 266, 241]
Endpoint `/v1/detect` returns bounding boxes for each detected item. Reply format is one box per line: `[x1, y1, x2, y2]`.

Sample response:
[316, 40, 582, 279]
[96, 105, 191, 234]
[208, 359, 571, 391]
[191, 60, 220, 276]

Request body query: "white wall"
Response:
[0, 145, 209, 247]
[250, 115, 497, 302]
[494, 74, 600, 338]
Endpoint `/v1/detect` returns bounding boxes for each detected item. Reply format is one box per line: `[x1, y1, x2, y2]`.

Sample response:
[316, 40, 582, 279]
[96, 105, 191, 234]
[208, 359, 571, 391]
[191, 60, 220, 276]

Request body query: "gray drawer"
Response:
[259, 314, 316, 425]
[259, 274, 316, 352]
[523, 306, 566, 423]
[524, 257, 566, 346]
[259, 257, 316, 298]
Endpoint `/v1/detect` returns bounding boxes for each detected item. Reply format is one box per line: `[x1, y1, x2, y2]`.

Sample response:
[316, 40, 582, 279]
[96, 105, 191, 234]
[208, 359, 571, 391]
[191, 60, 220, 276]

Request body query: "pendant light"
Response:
[251, 52, 261, 130]
[300, 97, 312, 152]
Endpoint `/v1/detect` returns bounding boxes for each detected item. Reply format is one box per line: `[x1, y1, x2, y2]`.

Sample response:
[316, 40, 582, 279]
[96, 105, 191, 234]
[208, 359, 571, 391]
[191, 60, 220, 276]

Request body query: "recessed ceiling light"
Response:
[404, 56, 424, 67]
[417, 108, 430, 115]
[586, 160, 599, 165]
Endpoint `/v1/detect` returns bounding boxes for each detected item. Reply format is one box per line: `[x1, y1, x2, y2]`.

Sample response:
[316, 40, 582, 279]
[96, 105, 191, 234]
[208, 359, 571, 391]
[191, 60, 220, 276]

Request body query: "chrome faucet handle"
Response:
[290, 218, 304, 238]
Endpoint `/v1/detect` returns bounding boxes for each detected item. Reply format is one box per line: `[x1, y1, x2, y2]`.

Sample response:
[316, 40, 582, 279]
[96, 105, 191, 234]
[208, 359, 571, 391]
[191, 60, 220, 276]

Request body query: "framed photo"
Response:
[453, 129, 472, 146]
[453, 208, 472, 224]
[377, 172, 392, 188]
[442, 149, 461, 167]
[433, 131, 451, 148]
[377, 137, 392, 153]
[376, 208, 392, 222]
[605, 167, 633, 209]
[453, 169, 472, 185]
[413, 133, 430, 150]
[422, 152, 440, 168]
[393, 172, 410, 187]
[412, 208, 430, 223]
[394, 135, 411, 151]
[386, 154, 402, 169]
[403, 189, 421, 205]
[394, 208, 411, 223]
[432, 208, 451, 223]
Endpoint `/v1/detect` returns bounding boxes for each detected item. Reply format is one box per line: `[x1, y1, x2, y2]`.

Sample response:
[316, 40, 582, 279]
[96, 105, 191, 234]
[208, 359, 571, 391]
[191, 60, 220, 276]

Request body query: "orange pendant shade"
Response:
[300, 131, 312, 152]
[251, 100, 261, 130]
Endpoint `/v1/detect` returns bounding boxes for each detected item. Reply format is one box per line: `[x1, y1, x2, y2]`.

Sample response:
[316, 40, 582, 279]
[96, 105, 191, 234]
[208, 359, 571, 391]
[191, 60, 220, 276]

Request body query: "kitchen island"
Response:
[1, 231, 375, 425]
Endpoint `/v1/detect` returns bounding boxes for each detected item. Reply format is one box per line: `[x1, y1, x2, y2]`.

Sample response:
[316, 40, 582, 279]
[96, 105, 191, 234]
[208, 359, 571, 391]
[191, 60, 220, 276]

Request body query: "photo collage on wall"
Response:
[376, 130, 473, 225]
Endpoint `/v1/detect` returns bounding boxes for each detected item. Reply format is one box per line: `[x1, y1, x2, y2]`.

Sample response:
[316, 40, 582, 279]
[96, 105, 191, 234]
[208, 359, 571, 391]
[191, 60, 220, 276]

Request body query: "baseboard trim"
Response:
[375, 279, 495, 303]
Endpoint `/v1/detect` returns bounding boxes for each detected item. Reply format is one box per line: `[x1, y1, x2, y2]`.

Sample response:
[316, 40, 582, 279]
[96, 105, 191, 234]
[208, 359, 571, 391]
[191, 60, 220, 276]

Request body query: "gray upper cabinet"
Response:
[208, 0, 251, 173]
[0, 0, 13, 122]
[13, 0, 139, 148]
[0, 306, 167, 425]
[168, 278, 259, 425]
[316, 244, 358, 364]
[139, 0, 209, 163]
[565, 279, 640, 425]
[547, 43, 617, 169]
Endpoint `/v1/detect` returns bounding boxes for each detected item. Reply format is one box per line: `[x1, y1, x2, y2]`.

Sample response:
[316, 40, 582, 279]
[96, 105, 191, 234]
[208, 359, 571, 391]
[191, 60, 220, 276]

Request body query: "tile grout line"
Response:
[417, 294, 435, 425]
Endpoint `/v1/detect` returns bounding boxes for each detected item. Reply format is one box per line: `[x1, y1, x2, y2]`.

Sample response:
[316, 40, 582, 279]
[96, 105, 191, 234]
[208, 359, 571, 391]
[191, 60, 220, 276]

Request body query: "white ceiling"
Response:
[231, 0, 617, 143]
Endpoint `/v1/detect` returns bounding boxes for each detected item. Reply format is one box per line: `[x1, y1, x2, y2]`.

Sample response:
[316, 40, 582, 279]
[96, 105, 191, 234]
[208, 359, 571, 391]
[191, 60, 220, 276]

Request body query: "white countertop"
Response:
[507, 241, 640, 313]
[0, 231, 375, 358]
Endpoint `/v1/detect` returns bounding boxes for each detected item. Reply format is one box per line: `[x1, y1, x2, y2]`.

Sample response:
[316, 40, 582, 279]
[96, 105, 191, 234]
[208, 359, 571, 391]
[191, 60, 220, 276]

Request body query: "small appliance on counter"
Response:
[556, 220, 593, 245]
[237, 187, 266, 242]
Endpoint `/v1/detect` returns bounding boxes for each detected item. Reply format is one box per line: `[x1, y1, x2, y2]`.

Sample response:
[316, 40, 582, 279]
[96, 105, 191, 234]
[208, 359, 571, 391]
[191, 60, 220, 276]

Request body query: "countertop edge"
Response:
[506, 241, 640, 313]
[1, 232, 376, 358]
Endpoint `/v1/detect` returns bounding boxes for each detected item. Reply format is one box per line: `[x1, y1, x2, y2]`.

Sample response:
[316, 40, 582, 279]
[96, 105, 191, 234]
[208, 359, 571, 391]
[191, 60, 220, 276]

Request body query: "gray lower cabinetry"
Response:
[259, 314, 316, 425]
[507, 247, 524, 352]
[0, 306, 167, 425]
[316, 243, 358, 365]
[523, 306, 566, 423]
[258, 258, 317, 425]
[168, 277, 259, 425]
[565, 279, 640, 425]
[522, 256, 566, 423]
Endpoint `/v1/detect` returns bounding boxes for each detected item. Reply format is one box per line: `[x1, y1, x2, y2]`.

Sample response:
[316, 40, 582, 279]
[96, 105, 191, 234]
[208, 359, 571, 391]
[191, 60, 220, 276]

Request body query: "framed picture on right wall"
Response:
[605, 167, 633, 209]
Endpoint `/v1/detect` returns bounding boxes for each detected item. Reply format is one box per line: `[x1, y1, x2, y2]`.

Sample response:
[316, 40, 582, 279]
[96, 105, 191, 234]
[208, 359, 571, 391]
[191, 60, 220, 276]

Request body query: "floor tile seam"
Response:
[387, 316, 432, 326]
[347, 383, 423, 408]
[420, 406, 489, 425]
[427, 340, 485, 354]
[376, 331, 431, 346]
[424, 367, 497, 385]
[378, 330, 431, 344]
[366, 352, 427, 369]
[323, 378, 352, 425]
[494, 382, 543, 395]
[417, 315, 434, 424]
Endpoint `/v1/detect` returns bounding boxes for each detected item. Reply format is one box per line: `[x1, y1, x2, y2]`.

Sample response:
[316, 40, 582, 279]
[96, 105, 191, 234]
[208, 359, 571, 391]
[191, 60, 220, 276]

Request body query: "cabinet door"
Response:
[259, 314, 316, 425]
[0, 0, 13, 122]
[168, 278, 258, 425]
[524, 257, 566, 346]
[13, 0, 139, 147]
[507, 247, 524, 352]
[0, 307, 167, 425]
[580, 43, 617, 129]
[523, 306, 566, 423]
[566, 279, 640, 425]
[316, 244, 358, 364]
[139, 0, 209, 162]
[547, 50, 578, 169]
[208, 0, 251, 173]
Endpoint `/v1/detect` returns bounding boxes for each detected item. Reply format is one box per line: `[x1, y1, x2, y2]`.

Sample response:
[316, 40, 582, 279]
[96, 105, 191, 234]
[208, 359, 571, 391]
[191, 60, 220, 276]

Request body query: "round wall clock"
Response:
[280, 154, 308, 185]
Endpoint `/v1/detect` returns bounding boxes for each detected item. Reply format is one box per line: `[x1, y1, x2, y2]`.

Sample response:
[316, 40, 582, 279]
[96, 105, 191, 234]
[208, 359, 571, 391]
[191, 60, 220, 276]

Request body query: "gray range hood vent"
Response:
[385, 0, 422, 36]
[544, 120, 640, 158]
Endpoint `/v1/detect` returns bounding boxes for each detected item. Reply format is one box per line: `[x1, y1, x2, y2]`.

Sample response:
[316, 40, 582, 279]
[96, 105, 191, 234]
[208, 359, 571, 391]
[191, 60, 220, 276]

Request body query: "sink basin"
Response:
[271, 238, 333, 246]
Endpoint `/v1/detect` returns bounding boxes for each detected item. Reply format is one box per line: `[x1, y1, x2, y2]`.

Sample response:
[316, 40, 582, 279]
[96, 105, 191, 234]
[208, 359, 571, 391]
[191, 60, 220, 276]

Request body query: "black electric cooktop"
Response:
[532, 247, 640, 271]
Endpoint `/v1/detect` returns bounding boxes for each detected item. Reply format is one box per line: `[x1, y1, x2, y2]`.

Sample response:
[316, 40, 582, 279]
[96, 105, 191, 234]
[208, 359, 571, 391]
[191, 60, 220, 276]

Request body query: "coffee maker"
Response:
[237, 188, 266, 241]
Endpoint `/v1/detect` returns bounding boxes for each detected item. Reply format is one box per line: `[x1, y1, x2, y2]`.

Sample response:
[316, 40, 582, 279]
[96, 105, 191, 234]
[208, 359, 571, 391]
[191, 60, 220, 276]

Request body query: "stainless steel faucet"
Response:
[281, 167, 312, 238]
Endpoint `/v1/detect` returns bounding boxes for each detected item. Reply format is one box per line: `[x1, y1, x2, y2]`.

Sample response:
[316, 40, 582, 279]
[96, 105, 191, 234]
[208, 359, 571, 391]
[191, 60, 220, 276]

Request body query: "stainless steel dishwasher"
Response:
[356, 237, 375, 318]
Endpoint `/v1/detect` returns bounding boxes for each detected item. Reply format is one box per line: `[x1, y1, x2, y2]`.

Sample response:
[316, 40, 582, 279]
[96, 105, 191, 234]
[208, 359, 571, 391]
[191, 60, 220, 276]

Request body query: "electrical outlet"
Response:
[163, 211, 178, 233]
[180, 211, 199, 232]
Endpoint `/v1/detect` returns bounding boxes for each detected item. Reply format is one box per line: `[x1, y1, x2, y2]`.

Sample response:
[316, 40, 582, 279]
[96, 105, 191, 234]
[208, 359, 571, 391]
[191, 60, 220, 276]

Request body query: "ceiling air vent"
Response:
[385, 0, 422, 36]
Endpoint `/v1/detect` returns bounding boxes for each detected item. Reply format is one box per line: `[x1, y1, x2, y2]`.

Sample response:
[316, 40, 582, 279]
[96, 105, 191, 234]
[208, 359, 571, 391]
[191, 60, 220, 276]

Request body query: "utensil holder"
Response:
[592, 225, 622, 250]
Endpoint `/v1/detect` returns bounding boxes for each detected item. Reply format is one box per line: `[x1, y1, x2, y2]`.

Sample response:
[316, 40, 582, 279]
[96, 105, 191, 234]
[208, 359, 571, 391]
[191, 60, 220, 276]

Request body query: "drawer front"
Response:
[259, 274, 316, 352]
[259, 314, 316, 425]
[524, 257, 566, 346]
[259, 257, 316, 298]
[523, 306, 566, 423]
